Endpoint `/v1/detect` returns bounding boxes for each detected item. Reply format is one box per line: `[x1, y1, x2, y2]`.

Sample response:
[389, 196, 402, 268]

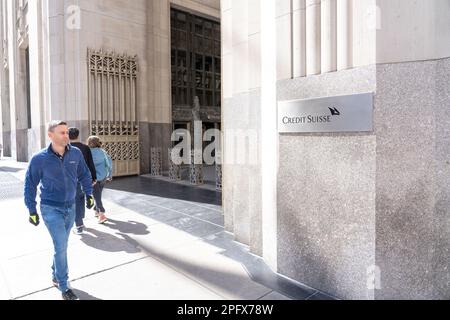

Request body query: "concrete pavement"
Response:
[0, 158, 333, 300]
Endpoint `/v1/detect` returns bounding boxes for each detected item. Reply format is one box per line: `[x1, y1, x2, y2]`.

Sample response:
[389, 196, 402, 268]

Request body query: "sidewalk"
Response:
[0, 158, 332, 300]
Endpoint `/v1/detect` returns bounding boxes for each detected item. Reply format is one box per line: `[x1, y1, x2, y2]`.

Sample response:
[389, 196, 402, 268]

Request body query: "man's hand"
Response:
[86, 195, 95, 209]
[29, 213, 40, 226]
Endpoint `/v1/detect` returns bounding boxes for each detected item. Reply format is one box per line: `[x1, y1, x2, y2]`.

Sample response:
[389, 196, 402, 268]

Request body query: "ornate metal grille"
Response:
[88, 49, 140, 177]
[190, 152, 203, 185]
[168, 148, 181, 181]
[151, 147, 162, 176]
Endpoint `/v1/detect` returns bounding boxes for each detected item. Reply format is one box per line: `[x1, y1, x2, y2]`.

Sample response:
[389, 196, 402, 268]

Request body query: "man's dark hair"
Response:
[68, 127, 80, 140]
[47, 121, 67, 133]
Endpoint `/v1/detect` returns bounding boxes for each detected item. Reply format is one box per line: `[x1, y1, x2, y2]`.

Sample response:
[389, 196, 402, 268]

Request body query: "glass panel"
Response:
[177, 12, 186, 30]
[195, 90, 204, 105]
[194, 36, 203, 53]
[204, 39, 213, 55]
[172, 91, 176, 105]
[214, 41, 221, 56]
[214, 57, 221, 73]
[178, 31, 187, 50]
[170, 10, 176, 29]
[205, 56, 212, 72]
[170, 9, 221, 109]
[195, 72, 203, 88]
[195, 54, 203, 70]
[171, 49, 176, 66]
[206, 91, 213, 106]
[180, 88, 187, 105]
[195, 18, 203, 35]
[205, 73, 212, 89]
[214, 24, 220, 39]
[183, 70, 188, 86]
[171, 71, 176, 86]
[178, 71, 187, 86]
[204, 21, 213, 38]
[171, 31, 176, 47]
[215, 75, 221, 90]
[175, 72, 181, 87]
[178, 50, 186, 68]
[215, 92, 221, 106]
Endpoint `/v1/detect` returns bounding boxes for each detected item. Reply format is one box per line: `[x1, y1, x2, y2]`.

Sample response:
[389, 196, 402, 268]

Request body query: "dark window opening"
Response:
[170, 8, 221, 108]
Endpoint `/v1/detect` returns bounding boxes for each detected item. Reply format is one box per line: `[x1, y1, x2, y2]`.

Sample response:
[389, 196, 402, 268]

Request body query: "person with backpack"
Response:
[87, 136, 113, 224]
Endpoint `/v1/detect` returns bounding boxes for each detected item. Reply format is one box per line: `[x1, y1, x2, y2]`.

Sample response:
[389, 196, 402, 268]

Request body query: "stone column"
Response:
[306, 0, 321, 75]
[321, 0, 337, 73]
[145, 0, 172, 175]
[0, 0, 4, 154]
[337, 0, 353, 70]
[6, 0, 18, 160]
[292, 0, 306, 78]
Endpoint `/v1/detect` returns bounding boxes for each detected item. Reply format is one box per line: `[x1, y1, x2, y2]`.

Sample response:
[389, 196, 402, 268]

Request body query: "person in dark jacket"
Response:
[69, 127, 97, 235]
[24, 121, 95, 300]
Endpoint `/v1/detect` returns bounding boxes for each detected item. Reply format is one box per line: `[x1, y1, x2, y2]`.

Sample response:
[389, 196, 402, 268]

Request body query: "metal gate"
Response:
[87, 49, 140, 177]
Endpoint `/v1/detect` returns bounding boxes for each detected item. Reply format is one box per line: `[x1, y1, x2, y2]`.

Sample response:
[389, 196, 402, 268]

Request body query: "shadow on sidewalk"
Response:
[0, 166, 23, 173]
[103, 219, 150, 236]
[81, 225, 318, 299]
[77, 179, 325, 299]
[81, 228, 143, 254]
[105, 176, 222, 206]
[202, 233, 322, 300]
[72, 288, 102, 300]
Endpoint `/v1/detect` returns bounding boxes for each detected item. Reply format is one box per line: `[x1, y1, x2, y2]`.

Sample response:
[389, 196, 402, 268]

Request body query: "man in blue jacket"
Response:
[24, 121, 95, 300]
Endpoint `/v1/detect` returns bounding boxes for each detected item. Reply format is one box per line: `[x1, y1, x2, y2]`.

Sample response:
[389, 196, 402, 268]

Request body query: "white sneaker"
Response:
[98, 214, 108, 224]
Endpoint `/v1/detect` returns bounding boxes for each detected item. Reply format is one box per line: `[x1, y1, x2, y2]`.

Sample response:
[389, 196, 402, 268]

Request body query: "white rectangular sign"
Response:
[278, 93, 374, 133]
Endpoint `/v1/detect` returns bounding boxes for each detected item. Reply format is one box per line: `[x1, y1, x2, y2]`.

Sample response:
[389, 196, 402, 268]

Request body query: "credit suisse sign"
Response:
[278, 93, 373, 133]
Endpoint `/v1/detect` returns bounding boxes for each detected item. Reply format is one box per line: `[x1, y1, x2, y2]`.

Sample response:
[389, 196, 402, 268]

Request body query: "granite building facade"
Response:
[1, 0, 449, 299]
[222, 0, 449, 300]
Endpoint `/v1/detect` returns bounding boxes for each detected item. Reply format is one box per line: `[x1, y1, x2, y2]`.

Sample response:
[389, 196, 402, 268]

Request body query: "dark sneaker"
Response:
[73, 226, 84, 235]
[62, 289, 79, 300]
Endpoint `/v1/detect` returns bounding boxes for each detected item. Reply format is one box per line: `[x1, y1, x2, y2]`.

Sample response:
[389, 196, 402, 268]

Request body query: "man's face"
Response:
[48, 125, 70, 147]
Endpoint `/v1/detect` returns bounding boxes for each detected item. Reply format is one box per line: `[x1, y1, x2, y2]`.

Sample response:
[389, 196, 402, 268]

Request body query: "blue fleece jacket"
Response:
[24, 144, 94, 214]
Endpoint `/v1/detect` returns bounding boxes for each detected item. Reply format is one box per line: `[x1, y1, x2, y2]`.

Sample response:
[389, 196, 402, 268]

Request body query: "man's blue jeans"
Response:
[40, 203, 76, 293]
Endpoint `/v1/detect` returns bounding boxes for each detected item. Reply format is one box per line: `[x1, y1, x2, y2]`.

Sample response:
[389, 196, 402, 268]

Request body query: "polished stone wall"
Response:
[277, 65, 377, 300]
[276, 58, 450, 300]
[374, 57, 450, 300]
[223, 89, 262, 255]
